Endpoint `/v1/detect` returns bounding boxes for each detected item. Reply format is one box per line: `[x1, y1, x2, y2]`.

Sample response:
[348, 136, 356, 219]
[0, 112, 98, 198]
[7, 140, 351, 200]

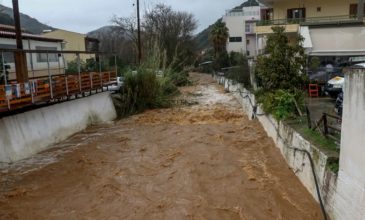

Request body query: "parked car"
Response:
[354, 62, 365, 68]
[325, 76, 344, 98]
[107, 76, 124, 91]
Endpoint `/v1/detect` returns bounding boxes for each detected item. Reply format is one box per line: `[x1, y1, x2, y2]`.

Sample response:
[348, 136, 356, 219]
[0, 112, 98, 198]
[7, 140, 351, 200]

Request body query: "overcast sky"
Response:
[0, 0, 245, 34]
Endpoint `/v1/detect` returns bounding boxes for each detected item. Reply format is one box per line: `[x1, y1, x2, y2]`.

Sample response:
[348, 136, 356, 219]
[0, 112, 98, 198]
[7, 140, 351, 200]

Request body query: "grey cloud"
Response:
[1, 0, 243, 33]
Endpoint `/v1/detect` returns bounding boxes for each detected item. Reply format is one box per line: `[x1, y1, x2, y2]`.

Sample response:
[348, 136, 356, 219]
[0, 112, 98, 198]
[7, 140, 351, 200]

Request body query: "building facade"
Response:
[0, 25, 65, 80]
[42, 29, 99, 64]
[223, 1, 266, 57]
[255, 0, 365, 58]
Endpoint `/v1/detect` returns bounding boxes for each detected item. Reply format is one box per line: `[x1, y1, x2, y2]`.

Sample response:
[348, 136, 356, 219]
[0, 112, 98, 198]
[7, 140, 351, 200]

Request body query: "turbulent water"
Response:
[0, 73, 322, 219]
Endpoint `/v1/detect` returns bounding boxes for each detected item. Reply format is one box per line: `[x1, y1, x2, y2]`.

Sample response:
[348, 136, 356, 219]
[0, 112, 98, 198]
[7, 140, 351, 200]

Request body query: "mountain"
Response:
[0, 4, 54, 34]
[193, 19, 220, 52]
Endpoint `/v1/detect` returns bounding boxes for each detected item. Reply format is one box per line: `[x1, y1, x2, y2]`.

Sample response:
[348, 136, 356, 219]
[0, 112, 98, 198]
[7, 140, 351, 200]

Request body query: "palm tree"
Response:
[210, 19, 229, 57]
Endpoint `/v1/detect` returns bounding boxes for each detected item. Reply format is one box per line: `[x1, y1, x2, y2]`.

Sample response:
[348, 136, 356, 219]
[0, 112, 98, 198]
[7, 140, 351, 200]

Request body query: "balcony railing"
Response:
[256, 15, 363, 26]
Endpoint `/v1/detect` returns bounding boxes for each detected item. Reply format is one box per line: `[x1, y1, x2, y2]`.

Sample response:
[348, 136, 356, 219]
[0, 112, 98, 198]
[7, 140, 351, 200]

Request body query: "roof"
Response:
[233, 0, 260, 10]
[0, 30, 63, 42]
[0, 24, 29, 33]
[43, 29, 86, 37]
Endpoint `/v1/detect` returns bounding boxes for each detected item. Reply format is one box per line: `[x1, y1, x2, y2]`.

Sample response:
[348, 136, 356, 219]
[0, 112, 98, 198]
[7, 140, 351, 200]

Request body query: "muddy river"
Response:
[0, 73, 322, 219]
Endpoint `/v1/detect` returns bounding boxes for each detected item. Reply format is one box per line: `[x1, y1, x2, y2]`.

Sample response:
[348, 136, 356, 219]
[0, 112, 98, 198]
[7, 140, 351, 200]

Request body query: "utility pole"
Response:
[136, 0, 142, 64]
[12, 0, 28, 82]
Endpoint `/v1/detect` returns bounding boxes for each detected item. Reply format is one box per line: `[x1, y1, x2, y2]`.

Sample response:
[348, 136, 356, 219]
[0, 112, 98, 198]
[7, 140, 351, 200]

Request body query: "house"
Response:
[0, 24, 65, 80]
[255, 0, 365, 66]
[42, 29, 99, 64]
[223, 0, 267, 57]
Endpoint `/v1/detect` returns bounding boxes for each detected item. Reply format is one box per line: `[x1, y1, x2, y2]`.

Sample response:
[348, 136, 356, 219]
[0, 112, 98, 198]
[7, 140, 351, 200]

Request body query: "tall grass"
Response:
[114, 43, 190, 117]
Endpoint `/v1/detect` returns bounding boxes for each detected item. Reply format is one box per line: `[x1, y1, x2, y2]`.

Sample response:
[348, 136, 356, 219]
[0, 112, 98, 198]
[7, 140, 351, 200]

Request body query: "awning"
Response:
[305, 26, 365, 56]
[299, 26, 312, 49]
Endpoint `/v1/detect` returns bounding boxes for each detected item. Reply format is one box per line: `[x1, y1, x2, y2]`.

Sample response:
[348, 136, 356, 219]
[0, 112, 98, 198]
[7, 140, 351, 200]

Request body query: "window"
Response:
[246, 51, 250, 56]
[36, 46, 58, 63]
[0, 44, 16, 63]
[246, 39, 250, 45]
[261, 8, 273, 21]
[317, 7, 321, 12]
[229, 37, 242, 42]
[245, 24, 251, 33]
[350, 4, 365, 17]
[287, 8, 306, 19]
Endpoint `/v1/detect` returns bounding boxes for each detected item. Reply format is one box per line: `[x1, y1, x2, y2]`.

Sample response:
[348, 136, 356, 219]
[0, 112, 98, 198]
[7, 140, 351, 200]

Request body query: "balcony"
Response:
[256, 15, 364, 31]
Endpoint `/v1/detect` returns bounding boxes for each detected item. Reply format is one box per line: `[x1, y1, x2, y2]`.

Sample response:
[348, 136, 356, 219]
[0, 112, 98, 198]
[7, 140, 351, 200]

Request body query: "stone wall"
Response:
[214, 74, 338, 219]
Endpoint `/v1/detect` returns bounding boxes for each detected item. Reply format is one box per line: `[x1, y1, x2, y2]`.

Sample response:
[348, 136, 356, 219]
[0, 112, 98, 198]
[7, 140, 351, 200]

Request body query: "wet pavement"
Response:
[0, 73, 322, 220]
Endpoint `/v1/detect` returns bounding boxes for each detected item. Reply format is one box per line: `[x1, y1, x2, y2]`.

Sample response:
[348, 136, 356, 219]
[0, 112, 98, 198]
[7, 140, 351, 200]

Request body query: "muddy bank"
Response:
[0, 73, 322, 219]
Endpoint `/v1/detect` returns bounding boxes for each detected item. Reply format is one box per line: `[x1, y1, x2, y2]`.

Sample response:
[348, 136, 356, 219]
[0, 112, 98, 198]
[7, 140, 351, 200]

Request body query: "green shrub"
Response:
[256, 89, 304, 120]
[118, 67, 171, 116]
[165, 69, 190, 87]
[225, 53, 250, 87]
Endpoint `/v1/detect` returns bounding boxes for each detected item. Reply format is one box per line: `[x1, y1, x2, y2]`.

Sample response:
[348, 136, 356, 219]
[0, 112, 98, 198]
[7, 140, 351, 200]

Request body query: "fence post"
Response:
[1, 52, 8, 85]
[77, 53, 82, 94]
[114, 55, 117, 75]
[306, 106, 312, 129]
[323, 113, 329, 137]
[65, 74, 69, 99]
[98, 55, 102, 92]
[47, 52, 54, 99]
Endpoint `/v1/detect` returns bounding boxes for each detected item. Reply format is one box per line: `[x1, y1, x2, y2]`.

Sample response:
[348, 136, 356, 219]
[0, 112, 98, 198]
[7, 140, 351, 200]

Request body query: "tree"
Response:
[256, 26, 307, 91]
[210, 19, 229, 57]
[143, 4, 197, 70]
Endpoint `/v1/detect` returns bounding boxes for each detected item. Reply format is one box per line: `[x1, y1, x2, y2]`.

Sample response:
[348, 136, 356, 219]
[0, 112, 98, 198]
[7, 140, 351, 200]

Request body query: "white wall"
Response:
[0, 92, 117, 163]
[223, 15, 246, 53]
[334, 68, 365, 220]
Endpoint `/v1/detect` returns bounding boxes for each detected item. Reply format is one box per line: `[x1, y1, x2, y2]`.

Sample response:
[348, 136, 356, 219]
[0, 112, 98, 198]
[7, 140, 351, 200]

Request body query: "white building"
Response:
[223, 0, 267, 57]
[0, 25, 65, 80]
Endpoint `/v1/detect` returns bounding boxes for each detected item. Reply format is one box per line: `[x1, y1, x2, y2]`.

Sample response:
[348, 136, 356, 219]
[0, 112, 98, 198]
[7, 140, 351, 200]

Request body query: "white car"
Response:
[107, 77, 124, 91]
[354, 62, 365, 68]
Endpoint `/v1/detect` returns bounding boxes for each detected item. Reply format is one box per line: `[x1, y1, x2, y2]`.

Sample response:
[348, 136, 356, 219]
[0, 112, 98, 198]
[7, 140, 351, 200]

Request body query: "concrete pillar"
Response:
[358, 0, 364, 21]
[334, 68, 365, 219]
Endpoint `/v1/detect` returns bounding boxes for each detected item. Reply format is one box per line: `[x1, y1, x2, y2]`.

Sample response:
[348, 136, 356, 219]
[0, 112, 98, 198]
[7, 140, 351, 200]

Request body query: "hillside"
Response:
[0, 4, 54, 34]
[193, 20, 216, 52]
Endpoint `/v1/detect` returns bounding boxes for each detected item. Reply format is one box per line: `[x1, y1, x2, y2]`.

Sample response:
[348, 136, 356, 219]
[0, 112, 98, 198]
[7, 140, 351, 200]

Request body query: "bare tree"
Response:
[143, 4, 197, 70]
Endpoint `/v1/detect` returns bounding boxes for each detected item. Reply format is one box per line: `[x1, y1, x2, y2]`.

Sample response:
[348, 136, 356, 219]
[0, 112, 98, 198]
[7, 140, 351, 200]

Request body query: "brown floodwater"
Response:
[0, 73, 322, 220]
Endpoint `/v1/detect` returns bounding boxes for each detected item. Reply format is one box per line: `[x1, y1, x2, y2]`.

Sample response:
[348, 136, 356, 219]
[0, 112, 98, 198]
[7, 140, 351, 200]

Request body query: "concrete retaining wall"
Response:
[333, 68, 365, 220]
[0, 92, 117, 163]
[214, 74, 337, 219]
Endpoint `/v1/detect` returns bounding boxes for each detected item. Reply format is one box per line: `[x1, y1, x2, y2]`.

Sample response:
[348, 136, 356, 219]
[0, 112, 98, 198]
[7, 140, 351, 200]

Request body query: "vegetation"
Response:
[225, 52, 251, 87]
[65, 58, 109, 74]
[210, 20, 229, 58]
[114, 39, 190, 117]
[111, 4, 197, 71]
[255, 26, 307, 120]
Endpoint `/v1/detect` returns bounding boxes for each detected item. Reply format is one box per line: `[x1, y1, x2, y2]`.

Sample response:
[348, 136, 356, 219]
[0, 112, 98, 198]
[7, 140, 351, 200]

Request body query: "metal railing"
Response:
[0, 71, 117, 113]
[256, 15, 362, 26]
[0, 49, 118, 114]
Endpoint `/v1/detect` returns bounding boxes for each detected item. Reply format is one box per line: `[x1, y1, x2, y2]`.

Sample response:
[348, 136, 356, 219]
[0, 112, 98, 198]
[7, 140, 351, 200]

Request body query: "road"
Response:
[0, 73, 322, 219]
